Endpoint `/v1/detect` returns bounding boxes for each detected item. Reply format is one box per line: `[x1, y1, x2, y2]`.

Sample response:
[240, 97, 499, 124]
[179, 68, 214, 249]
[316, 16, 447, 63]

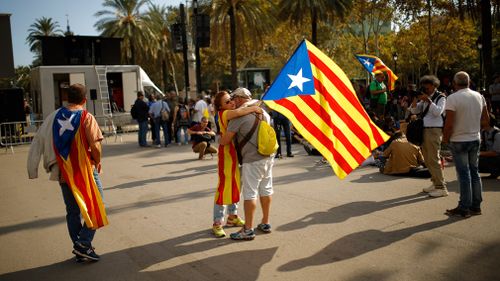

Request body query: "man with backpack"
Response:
[131, 91, 150, 147]
[172, 97, 191, 145]
[410, 75, 447, 197]
[219, 87, 275, 240]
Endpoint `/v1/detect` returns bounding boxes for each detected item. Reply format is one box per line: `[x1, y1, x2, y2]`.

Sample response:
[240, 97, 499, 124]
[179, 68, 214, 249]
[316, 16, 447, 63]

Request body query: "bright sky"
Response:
[1, 0, 182, 67]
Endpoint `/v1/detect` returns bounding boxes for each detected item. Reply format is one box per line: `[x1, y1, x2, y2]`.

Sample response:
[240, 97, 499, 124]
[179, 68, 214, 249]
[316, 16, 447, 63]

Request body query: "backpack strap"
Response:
[234, 114, 260, 164]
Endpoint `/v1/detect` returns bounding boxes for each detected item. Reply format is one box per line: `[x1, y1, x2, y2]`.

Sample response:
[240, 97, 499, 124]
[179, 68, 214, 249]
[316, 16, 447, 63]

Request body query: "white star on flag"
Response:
[58, 114, 75, 136]
[362, 58, 371, 67]
[287, 68, 311, 92]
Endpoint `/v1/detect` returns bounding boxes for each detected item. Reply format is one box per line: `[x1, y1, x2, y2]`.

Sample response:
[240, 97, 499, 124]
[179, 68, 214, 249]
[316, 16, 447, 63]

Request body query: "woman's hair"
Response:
[213, 91, 229, 112]
[420, 75, 440, 87]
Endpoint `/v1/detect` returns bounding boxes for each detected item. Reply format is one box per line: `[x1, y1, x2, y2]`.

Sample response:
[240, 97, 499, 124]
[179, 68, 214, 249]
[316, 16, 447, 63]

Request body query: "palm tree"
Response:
[278, 0, 353, 45]
[144, 4, 178, 91]
[26, 17, 63, 64]
[210, 0, 276, 89]
[94, 0, 154, 65]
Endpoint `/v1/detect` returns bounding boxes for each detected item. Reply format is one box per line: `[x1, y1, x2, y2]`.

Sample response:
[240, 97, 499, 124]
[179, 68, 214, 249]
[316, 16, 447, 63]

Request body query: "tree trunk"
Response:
[162, 58, 168, 92]
[481, 0, 493, 88]
[427, 0, 433, 74]
[311, 9, 317, 45]
[229, 6, 237, 89]
[130, 43, 136, 65]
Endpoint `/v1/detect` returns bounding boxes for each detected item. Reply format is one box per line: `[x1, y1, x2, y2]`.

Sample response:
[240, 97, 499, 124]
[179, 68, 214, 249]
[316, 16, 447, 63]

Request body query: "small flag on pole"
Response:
[355, 54, 398, 91]
[263, 40, 389, 179]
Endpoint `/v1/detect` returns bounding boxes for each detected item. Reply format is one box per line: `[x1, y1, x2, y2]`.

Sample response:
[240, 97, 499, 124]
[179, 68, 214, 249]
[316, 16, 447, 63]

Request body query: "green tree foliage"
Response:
[209, 0, 276, 88]
[94, 0, 154, 64]
[278, 0, 353, 45]
[26, 17, 63, 65]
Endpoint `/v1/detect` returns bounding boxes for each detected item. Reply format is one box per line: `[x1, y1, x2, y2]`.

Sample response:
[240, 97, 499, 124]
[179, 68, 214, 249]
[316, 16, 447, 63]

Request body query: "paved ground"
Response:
[0, 133, 499, 281]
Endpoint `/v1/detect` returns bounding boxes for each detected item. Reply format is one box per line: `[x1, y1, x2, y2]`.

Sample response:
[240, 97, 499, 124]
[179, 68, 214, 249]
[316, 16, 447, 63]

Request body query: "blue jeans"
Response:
[60, 169, 103, 247]
[138, 120, 148, 146]
[154, 118, 170, 146]
[449, 141, 482, 210]
[213, 203, 238, 223]
[176, 126, 189, 144]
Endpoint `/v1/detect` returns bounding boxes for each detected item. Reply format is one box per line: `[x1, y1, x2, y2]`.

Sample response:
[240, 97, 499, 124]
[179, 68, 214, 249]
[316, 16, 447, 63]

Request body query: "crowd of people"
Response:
[364, 71, 498, 217]
[26, 69, 499, 263]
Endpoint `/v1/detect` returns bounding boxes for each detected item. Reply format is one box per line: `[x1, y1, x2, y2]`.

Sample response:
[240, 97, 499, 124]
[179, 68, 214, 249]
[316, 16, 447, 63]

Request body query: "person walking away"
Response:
[409, 75, 447, 197]
[131, 91, 150, 147]
[149, 95, 171, 148]
[27, 83, 107, 262]
[211, 90, 263, 238]
[220, 87, 274, 240]
[172, 97, 191, 145]
[443, 71, 490, 218]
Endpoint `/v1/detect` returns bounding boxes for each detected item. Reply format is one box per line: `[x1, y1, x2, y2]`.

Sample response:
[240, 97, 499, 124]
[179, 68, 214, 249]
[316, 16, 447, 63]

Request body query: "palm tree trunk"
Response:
[481, 0, 492, 87]
[162, 58, 168, 92]
[130, 43, 136, 65]
[229, 6, 237, 89]
[311, 9, 317, 45]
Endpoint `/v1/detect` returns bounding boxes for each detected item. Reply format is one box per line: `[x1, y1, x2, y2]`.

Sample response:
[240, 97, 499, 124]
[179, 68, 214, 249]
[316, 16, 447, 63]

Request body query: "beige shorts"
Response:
[241, 157, 274, 200]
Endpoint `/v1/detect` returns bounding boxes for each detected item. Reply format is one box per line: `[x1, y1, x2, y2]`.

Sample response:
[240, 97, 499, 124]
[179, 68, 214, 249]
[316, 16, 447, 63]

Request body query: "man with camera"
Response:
[187, 116, 217, 160]
[410, 75, 447, 197]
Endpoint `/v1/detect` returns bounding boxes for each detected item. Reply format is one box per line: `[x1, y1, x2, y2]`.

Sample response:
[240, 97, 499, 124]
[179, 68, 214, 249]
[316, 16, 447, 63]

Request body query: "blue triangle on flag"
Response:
[263, 40, 315, 101]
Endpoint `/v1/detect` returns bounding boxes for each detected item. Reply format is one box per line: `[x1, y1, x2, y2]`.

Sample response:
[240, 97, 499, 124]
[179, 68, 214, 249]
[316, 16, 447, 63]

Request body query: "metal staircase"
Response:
[94, 66, 121, 142]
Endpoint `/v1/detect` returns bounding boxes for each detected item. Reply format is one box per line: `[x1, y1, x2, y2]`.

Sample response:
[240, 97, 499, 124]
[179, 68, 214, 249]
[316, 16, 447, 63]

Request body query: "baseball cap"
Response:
[231, 87, 252, 99]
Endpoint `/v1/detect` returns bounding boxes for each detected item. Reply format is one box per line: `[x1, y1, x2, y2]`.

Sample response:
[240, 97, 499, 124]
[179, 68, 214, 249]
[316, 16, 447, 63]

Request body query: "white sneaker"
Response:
[423, 186, 436, 193]
[428, 188, 449, 197]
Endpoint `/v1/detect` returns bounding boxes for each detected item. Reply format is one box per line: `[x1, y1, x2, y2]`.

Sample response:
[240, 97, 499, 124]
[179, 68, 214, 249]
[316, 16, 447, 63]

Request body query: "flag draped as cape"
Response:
[53, 108, 108, 229]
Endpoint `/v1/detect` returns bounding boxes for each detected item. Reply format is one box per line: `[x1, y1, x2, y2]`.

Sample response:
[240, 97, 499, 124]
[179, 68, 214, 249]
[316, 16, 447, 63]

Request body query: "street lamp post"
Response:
[392, 52, 398, 75]
[476, 36, 483, 90]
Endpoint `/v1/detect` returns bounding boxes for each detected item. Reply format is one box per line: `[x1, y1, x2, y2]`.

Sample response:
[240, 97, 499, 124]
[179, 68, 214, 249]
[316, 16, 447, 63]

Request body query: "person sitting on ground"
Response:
[378, 131, 431, 178]
[479, 114, 500, 179]
[187, 117, 217, 160]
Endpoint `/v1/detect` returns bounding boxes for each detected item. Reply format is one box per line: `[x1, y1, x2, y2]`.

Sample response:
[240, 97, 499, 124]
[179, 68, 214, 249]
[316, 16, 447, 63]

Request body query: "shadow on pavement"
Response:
[106, 166, 215, 190]
[278, 218, 457, 272]
[0, 189, 212, 237]
[0, 229, 278, 281]
[350, 170, 413, 183]
[277, 194, 431, 232]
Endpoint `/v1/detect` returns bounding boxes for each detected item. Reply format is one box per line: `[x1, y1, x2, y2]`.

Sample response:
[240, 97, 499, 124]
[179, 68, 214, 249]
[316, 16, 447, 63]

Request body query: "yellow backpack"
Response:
[235, 114, 278, 162]
[257, 119, 278, 156]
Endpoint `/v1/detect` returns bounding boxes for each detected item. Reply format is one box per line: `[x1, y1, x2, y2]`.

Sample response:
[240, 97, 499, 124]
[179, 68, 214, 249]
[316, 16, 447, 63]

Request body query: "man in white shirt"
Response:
[443, 71, 490, 218]
[410, 75, 447, 197]
[192, 94, 208, 123]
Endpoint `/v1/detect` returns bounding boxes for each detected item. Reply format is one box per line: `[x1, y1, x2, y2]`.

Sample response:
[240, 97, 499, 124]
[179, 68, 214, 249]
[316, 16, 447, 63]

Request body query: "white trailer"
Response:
[30, 65, 162, 120]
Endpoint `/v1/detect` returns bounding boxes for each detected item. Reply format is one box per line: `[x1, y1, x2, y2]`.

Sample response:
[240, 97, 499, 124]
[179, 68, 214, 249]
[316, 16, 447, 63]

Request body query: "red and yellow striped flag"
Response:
[53, 108, 108, 229]
[263, 40, 389, 179]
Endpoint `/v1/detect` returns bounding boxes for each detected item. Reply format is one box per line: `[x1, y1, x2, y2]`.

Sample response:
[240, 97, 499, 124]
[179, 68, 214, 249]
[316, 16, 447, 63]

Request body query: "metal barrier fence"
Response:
[0, 120, 44, 153]
[1, 113, 139, 153]
[95, 113, 138, 143]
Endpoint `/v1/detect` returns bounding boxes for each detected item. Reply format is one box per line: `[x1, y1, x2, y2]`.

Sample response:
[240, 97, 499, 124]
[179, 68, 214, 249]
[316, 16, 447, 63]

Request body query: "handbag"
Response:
[160, 101, 169, 121]
[406, 102, 431, 146]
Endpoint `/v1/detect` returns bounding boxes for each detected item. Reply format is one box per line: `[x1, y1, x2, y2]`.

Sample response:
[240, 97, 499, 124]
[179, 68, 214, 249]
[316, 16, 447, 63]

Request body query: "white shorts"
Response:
[241, 157, 274, 200]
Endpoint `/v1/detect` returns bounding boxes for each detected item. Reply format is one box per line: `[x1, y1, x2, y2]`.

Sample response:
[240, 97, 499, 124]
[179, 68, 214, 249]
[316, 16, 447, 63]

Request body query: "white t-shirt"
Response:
[445, 88, 486, 142]
[192, 99, 208, 123]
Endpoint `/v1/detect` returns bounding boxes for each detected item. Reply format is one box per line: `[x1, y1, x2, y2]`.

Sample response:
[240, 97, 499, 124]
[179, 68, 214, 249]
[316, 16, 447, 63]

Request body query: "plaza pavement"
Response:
[0, 133, 499, 281]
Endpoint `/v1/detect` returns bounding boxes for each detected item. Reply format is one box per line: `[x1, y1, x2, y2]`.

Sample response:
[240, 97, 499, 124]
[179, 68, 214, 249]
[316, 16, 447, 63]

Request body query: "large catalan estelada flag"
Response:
[53, 108, 108, 229]
[263, 40, 389, 179]
[355, 54, 398, 91]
